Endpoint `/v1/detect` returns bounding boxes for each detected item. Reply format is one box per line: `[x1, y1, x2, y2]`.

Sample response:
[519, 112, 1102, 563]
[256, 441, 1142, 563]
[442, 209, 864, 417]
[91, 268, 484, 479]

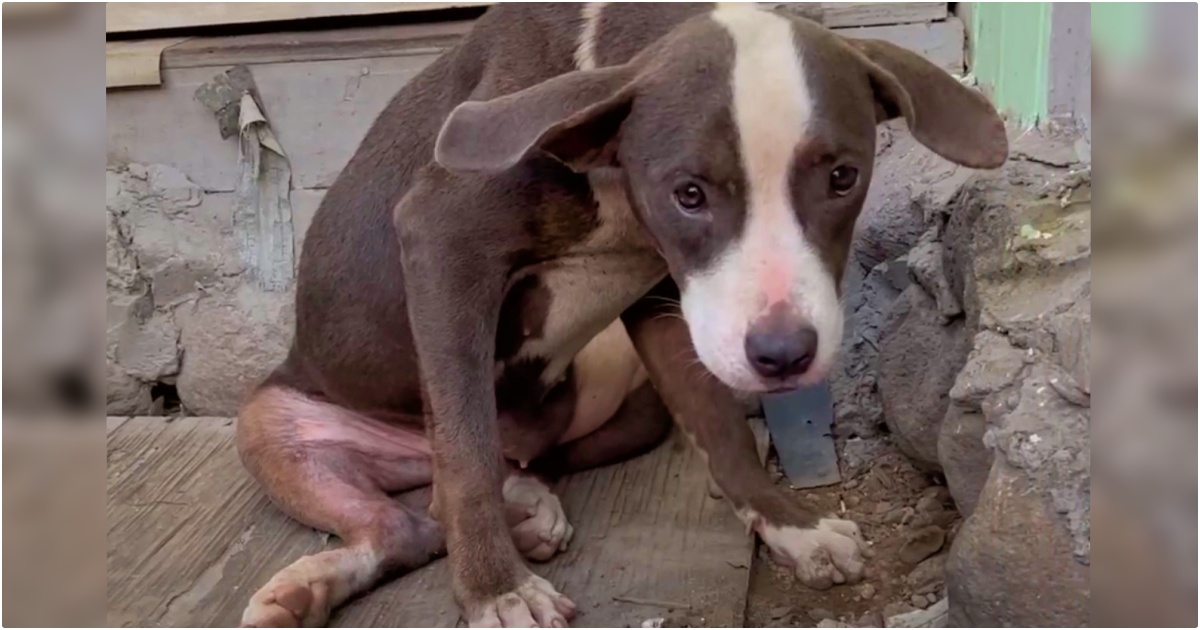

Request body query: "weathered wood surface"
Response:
[108, 13, 963, 192]
[105, 38, 188, 88]
[838, 18, 966, 74]
[107, 417, 755, 627]
[818, 2, 948, 28]
[107, 2, 947, 34]
[106, 3, 489, 34]
[161, 20, 474, 69]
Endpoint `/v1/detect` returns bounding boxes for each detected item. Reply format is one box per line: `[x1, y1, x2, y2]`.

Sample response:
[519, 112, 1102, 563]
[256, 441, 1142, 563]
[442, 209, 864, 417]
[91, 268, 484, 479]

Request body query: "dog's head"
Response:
[436, 6, 1007, 393]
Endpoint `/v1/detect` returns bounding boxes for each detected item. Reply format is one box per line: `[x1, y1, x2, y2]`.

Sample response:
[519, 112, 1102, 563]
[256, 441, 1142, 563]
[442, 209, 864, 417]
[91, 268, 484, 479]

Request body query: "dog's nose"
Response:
[744, 325, 818, 379]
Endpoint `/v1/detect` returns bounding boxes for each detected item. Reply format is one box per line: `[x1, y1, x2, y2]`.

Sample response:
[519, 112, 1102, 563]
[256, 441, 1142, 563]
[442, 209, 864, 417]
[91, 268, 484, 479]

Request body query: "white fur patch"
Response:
[681, 5, 842, 392]
[241, 546, 382, 627]
[503, 474, 574, 561]
[574, 3, 606, 71]
[738, 511, 868, 587]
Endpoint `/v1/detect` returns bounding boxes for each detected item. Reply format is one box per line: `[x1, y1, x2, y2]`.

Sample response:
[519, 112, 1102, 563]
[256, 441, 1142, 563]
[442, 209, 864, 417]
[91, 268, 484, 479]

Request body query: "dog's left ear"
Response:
[435, 64, 638, 173]
[845, 38, 1009, 169]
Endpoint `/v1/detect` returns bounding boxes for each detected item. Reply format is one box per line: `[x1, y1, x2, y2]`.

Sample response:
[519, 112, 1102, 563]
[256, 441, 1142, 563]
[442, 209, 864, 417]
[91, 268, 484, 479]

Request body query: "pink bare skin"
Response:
[236, 356, 669, 628]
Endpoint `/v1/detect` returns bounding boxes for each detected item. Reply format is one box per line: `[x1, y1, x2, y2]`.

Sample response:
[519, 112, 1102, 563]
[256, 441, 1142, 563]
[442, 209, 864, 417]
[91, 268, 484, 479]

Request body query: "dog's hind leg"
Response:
[529, 381, 673, 476]
[236, 385, 444, 628]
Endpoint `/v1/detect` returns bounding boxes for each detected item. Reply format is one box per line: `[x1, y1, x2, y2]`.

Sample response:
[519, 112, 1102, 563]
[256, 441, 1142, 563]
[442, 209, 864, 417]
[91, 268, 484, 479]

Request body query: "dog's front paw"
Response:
[466, 573, 577, 628]
[759, 517, 872, 590]
[503, 474, 574, 561]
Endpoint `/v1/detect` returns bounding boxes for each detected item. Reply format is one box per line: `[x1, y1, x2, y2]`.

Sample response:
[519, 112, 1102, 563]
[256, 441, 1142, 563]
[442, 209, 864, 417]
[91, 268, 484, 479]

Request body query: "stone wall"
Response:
[831, 126, 1091, 626]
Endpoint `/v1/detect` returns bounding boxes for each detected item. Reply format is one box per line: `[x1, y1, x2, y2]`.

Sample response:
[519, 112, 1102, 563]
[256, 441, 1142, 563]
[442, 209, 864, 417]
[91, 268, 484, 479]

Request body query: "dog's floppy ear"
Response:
[845, 38, 1009, 169]
[435, 64, 637, 173]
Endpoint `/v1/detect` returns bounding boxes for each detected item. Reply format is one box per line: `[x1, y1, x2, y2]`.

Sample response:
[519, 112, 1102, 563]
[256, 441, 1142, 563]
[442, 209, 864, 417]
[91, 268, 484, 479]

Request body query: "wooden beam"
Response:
[839, 18, 966, 74]
[107, 3, 948, 35]
[820, 2, 948, 28]
[160, 20, 473, 69]
[106, 2, 489, 34]
[106, 38, 187, 88]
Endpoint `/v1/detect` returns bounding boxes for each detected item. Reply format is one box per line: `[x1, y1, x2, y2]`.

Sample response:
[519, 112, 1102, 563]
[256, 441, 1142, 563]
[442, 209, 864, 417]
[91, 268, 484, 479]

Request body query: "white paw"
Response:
[503, 475, 574, 562]
[468, 574, 577, 628]
[241, 574, 329, 627]
[759, 517, 872, 590]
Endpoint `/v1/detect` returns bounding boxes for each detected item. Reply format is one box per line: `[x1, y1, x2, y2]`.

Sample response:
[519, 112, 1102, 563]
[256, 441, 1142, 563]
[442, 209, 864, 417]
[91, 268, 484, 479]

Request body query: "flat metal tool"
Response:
[762, 382, 841, 488]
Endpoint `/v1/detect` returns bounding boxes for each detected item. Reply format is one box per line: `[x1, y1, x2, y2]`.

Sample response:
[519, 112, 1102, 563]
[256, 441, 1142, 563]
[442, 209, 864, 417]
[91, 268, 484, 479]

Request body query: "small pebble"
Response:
[873, 500, 894, 515]
[907, 554, 947, 595]
[899, 526, 946, 564]
[911, 594, 930, 609]
[915, 495, 940, 514]
[808, 607, 835, 622]
[883, 506, 915, 526]
[856, 611, 884, 628]
[844, 479, 860, 490]
[845, 495, 862, 509]
[856, 582, 877, 600]
[769, 605, 794, 620]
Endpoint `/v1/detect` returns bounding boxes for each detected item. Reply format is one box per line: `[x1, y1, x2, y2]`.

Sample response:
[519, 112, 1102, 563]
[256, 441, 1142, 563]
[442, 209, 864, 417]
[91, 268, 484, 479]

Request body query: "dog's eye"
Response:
[830, 166, 859, 196]
[673, 182, 707, 212]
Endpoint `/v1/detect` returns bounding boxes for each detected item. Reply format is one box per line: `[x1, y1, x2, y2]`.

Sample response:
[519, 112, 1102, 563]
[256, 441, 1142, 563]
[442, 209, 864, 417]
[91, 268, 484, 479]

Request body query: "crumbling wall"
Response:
[105, 47, 443, 416]
[106, 164, 295, 416]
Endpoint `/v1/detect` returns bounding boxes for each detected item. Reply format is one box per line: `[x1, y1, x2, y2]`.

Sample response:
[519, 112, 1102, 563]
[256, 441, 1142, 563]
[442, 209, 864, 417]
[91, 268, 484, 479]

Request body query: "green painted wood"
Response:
[967, 2, 1052, 125]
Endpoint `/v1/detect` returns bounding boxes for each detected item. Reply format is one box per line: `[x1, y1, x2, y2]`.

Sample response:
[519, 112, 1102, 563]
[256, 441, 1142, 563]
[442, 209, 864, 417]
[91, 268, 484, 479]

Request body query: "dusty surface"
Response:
[741, 448, 953, 629]
[106, 417, 755, 628]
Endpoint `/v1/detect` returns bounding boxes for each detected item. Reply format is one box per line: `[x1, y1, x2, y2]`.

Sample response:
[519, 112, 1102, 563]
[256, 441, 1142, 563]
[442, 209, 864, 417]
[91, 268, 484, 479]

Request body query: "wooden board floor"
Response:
[107, 417, 755, 627]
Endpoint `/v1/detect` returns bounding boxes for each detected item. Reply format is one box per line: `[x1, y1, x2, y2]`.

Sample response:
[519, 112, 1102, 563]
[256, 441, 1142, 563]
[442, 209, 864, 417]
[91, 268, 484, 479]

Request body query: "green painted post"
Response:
[966, 3, 1052, 126]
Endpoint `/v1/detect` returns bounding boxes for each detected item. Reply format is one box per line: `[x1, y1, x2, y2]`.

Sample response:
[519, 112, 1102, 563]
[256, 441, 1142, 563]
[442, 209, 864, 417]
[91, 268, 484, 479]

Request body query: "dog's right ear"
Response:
[435, 64, 638, 174]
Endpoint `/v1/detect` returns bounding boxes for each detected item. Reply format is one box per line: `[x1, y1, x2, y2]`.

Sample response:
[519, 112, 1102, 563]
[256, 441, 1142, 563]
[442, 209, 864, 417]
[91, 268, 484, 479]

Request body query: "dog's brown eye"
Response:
[673, 182, 707, 212]
[830, 166, 859, 195]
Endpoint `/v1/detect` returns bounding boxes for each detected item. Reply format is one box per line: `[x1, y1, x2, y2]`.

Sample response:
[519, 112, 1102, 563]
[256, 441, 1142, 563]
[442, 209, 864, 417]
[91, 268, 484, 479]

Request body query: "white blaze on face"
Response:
[681, 5, 843, 392]
[574, 3, 606, 71]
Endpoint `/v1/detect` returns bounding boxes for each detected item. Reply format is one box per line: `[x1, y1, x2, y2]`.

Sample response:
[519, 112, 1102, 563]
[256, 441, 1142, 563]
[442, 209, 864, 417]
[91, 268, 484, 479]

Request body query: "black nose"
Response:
[744, 326, 818, 379]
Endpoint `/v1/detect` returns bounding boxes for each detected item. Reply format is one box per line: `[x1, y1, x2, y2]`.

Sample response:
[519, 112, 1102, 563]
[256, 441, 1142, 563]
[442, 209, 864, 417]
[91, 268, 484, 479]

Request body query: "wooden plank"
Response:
[539, 430, 754, 628]
[106, 416, 131, 435]
[161, 21, 473, 69]
[105, 38, 188, 89]
[107, 417, 327, 628]
[820, 2, 947, 28]
[107, 3, 945, 34]
[836, 17, 966, 74]
[107, 420, 753, 627]
[334, 562, 459, 627]
[106, 2, 489, 34]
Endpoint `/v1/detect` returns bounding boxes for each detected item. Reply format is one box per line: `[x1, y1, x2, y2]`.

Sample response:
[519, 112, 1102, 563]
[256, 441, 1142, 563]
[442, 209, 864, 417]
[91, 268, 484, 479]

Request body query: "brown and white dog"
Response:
[235, 3, 1007, 627]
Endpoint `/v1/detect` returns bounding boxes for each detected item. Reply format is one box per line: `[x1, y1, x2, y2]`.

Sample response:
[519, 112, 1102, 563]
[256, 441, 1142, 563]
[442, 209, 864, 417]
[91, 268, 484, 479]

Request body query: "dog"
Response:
[235, 3, 1006, 627]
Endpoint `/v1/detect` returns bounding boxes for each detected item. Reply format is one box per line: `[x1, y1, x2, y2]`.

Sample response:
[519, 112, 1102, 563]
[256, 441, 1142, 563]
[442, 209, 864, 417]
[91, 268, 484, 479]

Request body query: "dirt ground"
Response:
[658, 434, 957, 629]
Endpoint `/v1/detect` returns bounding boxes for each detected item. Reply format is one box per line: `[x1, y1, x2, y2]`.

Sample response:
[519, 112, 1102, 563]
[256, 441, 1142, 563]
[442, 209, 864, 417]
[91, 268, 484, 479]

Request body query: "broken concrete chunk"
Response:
[886, 597, 948, 628]
[905, 228, 962, 323]
[115, 311, 180, 381]
[106, 362, 153, 416]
